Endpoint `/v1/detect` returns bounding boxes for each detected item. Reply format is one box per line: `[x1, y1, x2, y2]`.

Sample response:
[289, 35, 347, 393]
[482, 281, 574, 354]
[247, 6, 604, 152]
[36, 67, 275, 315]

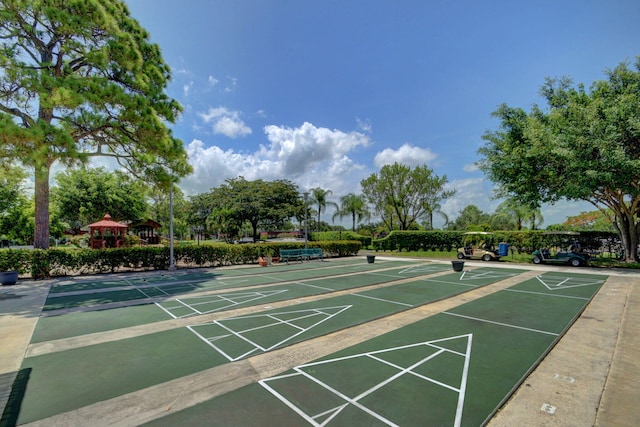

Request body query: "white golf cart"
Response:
[457, 232, 503, 261]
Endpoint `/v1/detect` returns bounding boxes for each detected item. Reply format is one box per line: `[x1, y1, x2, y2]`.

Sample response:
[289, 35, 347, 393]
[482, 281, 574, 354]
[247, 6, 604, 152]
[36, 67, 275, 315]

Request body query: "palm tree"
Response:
[309, 187, 338, 232]
[526, 209, 544, 230]
[425, 202, 449, 230]
[493, 198, 543, 230]
[332, 193, 371, 231]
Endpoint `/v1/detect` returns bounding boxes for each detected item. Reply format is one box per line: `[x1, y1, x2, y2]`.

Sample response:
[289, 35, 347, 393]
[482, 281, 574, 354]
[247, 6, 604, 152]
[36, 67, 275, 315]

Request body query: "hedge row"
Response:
[0, 240, 362, 279]
[372, 230, 620, 253]
[311, 231, 373, 247]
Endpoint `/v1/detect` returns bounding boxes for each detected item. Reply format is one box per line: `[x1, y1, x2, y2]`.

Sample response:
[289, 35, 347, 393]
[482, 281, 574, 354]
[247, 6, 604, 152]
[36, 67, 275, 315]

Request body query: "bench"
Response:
[279, 248, 324, 263]
[301, 248, 323, 261]
[279, 249, 302, 263]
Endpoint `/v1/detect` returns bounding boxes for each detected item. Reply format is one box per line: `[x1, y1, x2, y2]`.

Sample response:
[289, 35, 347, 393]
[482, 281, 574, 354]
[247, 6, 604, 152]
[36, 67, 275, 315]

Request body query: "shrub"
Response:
[0, 240, 362, 279]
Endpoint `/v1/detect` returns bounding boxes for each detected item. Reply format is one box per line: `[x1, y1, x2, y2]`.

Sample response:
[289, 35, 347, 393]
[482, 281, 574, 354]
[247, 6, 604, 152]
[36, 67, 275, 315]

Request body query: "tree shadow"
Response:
[0, 368, 31, 427]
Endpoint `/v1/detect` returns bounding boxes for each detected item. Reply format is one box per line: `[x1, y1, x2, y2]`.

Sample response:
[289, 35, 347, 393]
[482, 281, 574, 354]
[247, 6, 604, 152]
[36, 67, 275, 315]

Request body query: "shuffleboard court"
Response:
[185, 267, 523, 362]
[141, 271, 604, 427]
[157, 262, 458, 319]
[30, 304, 170, 343]
[16, 329, 228, 425]
[32, 261, 453, 341]
[41, 259, 438, 312]
[46, 258, 411, 294]
[17, 266, 521, 423]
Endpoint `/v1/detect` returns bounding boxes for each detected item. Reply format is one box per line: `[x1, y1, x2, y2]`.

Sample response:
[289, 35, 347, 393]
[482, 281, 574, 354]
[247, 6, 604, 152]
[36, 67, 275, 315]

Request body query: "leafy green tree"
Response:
[562, 210, 615, 232]
[492, 198, 543, 230]
[0, 164, 27, 217]
[186, 192, 215, 231]
[447, 205, 492, 231]
[479, 58, 640, 261]
[149, 185, 189, 239]
[0, 195, 33, 244]
[309, 187, 338, 232]
[332, 193, 371, 231]
[0, 0, 191, 248]
[51, 167, 149, 233]
[206, 206, 240, 241]
[360, 162, 455, 230]
[200, 177, 302, 240]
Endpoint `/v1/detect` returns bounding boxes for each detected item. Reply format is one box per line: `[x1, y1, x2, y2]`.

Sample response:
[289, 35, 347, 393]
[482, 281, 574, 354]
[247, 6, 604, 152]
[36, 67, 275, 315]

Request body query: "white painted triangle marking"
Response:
[260, 333, 473, 427]
[158, 289, 288, 318]
[190, 305, 352, 361]
[535, 275, 604, 290]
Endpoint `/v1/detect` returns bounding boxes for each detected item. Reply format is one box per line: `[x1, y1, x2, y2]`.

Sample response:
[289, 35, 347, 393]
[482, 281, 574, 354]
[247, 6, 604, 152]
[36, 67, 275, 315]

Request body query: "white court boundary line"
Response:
[397, 264, 450, 275]
[535, 275, 605, 291]
[459, 270, 520, 281]
[156, 289, 288, 319]
[188, 305, 352, 361]
[443, 312, 559, 336]
[260, 334, 473, 427]
[351, 293, 413, 307]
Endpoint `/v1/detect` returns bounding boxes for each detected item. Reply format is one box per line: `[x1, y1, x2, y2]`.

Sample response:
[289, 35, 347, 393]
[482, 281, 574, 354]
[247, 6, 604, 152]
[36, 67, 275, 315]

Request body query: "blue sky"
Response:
[123, 0, 640, 227]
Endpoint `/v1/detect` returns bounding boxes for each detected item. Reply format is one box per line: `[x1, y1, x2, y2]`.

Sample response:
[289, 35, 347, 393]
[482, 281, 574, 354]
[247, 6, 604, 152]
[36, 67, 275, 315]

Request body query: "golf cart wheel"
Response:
[569, 258, 582, 267]
[457, 253, 465, 260]
[482, 254, 492, 261]
[533, 256, 542, 264]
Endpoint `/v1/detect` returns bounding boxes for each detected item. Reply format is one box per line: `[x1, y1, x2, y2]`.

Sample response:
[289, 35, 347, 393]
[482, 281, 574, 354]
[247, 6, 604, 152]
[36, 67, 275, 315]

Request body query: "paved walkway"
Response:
[1, 259, 639, 426]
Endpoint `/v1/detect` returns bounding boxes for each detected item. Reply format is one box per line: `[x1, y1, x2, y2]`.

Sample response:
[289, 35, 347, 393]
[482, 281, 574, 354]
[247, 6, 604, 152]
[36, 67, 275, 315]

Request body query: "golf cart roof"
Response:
[463, 231, 494, 235]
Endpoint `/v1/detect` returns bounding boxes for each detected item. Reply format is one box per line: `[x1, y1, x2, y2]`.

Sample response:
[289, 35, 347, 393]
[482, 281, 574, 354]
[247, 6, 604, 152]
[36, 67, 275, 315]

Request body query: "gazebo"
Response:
[130, 219, 162, 245]
[88, 213, 128, 249]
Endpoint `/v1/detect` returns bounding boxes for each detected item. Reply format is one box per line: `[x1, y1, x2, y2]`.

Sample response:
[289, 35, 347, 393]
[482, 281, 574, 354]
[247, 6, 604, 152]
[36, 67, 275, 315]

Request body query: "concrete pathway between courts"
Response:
[0, 281, 51, 375]
[1, 259, 639, 426]
[0, 279, 51, 422]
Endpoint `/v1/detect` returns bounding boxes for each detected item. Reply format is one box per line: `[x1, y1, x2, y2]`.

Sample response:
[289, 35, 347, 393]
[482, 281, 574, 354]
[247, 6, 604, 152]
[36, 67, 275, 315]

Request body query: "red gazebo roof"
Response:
[88, 214, 128, 229]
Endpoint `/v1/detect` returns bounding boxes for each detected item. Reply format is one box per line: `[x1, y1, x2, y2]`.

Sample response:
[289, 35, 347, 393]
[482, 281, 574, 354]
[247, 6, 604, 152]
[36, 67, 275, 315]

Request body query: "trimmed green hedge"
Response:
[372, 230, 619, 254]
[373, 231, 465, 252]
[0, 240, 362, 279]
[311, 231, 372, 247]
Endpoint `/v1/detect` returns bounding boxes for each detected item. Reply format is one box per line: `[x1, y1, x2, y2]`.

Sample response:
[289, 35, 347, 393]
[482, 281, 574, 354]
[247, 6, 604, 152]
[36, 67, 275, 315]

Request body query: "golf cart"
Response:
[532, 231, 589, 267]
[457, 232, 504, 261]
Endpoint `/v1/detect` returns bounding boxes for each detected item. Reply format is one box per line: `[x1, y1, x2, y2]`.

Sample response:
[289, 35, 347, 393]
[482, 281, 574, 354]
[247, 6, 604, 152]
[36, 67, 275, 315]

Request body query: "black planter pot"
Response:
[366, 255, 376, 264]
[0, 271, 19, 286]
[451, 261, 465, 272]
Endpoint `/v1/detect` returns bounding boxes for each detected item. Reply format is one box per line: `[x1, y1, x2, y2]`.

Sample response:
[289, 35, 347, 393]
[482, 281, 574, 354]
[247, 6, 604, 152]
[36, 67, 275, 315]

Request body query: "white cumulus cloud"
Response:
[198, 106, 252, 138]
[463, 162, 480, 173]
[440, 177, 499, 222]
[262, 122, 370, 176]
[374, 143, 437, 168]
[179, 122, 371, 198]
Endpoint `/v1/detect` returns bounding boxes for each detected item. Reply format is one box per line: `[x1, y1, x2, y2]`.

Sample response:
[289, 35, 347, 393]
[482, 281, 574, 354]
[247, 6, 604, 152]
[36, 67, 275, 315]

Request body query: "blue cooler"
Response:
[498, 242, 509, 257]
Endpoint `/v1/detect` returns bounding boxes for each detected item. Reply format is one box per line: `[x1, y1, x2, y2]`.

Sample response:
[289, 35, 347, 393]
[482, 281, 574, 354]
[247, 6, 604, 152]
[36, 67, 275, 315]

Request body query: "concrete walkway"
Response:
[0, 280, 51, 375]
[1, 260, 639, 426]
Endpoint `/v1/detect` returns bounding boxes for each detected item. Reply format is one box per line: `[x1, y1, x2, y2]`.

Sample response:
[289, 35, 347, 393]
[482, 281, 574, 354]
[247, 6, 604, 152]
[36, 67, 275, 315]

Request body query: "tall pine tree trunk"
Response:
[34, 164, 51, 249]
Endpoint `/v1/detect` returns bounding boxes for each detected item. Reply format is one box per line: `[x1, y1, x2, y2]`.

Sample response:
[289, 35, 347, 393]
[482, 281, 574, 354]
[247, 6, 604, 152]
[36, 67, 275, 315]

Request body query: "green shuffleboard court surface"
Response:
[141, 271, 604, 427]
[17, 328, 226, 425]
[30, 304, 172, 343]
[17, 265, 520, 423]
[33, 261, 453, 341]
[41, 259, 433, 311]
